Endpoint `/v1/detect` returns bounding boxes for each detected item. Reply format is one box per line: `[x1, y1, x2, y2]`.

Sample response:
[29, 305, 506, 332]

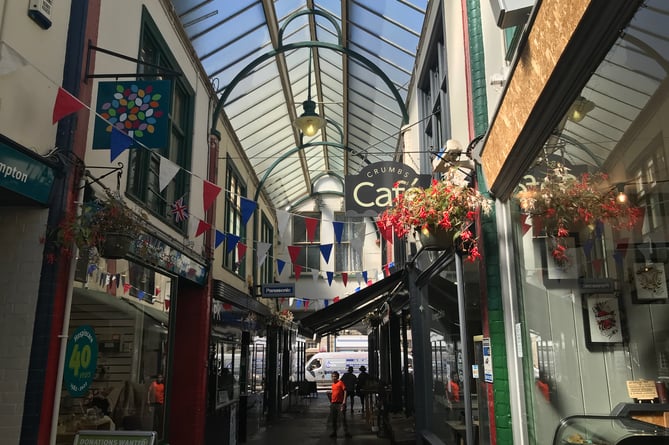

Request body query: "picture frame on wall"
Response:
[626, 242, 669, 304]
[542, 234, 580, 284]
[583, 293, 624, 349]
[633, 263, 668, 302]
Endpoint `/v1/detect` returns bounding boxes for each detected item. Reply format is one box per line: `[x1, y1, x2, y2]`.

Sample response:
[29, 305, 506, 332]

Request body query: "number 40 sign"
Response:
[64, 325, 98, 397]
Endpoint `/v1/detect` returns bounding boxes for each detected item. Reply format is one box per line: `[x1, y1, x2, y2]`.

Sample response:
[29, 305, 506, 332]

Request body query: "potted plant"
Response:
[376, 168, 492, 262]
[56, 190, 147, 259]
[515, 162, 642, 267]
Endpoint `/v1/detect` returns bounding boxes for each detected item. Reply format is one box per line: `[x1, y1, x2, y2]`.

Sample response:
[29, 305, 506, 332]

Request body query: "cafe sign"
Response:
[345, 161, 430, 216]
[0, 140, 55, 205]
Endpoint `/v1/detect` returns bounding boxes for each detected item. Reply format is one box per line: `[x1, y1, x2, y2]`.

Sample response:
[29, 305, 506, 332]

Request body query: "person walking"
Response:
[340, 366, 357, 414]
[328, 371, 351, 438]
[147, 373, 165, 435]
[356, 365, 370, 413]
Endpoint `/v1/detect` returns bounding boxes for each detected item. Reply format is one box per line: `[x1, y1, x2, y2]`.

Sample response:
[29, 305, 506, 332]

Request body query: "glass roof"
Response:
[171, 0, 427, 209]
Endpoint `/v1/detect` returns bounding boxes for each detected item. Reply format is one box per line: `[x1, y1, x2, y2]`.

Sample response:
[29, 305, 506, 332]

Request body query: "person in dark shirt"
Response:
[340, 366, 357, 414]
[356, 365, 370, 413]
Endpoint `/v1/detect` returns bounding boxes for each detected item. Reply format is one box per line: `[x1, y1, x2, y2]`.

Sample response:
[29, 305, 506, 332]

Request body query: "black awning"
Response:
[299, 269, 406, 337]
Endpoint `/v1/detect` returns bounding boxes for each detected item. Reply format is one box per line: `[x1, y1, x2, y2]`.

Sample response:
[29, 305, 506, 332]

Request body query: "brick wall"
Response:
[0, 208, 48, 443]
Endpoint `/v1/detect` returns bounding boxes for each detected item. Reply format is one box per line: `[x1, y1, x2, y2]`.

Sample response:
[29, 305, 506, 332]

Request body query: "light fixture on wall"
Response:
[294, 49, 325, 137]
[567, 96, 595, 123]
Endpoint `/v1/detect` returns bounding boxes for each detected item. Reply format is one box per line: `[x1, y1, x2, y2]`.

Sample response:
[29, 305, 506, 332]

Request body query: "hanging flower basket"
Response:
[98, 232, 134, 259]
[51, 190, 147, 259]
[515, 162, 642, 266]
[377, 168, 491, 262]
[418, 225, 454, 250]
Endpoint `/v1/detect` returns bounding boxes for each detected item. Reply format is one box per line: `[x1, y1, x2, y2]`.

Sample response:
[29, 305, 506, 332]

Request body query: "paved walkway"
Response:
[244, 391, 399, 445]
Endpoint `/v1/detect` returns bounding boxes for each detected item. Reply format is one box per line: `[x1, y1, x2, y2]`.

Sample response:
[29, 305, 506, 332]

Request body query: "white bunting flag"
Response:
[159, 157, 181, 192]
[256, 242, 271, 267]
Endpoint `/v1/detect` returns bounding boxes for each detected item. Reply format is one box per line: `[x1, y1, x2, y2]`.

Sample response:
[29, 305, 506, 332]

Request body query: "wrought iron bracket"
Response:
[85, 41, 182, 81]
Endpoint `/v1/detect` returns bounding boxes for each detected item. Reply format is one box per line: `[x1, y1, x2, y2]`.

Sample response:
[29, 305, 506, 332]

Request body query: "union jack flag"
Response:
[171, 197, 189, 223]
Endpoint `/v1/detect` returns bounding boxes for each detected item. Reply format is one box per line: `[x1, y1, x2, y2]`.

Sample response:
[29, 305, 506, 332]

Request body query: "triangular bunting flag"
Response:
[123, 283, 131, 294]
[110, 127, 134, 162]
[294, 264, 302, 280]
[138, 290, 145, 301]
[159, 157, 181, 192]
[320, 244, 333, 263]
[333, 221, 344, 244]
[342, 272, 348, 287]
[305, 217, 319, 242]
[520, 214, 532, 235]
[53, 87, 85, 124]
[333, 296, 340, 303]
[202, 180, 221, 213]
[277, 259, 286, 275]
[241, 197, 257, 225]
[295, 299, 302, 308]
[592, 258, 603, 274]
[327, 271, 334, 286]
[582, 238, 594, 258]
[287, 245, 301, 264]
[237, 242, 247, 259]
[277, 210, 291, 236]
[215, 230, 226, 249]
[256, 242, 271, 266]
[226, 233, 240, 253]
[195, 220, 210, 237]
[304, 300, 310, 309]
[324, 300, 329, 308]
[362, 270, 368, 283]
[384, 263, 390, 277]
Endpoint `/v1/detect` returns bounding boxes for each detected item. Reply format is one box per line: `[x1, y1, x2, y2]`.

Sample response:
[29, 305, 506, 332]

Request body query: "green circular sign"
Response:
[64, 325, 98, 397]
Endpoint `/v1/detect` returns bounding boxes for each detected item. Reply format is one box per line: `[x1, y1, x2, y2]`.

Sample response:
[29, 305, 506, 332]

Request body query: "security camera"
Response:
[443, 139, 463, 162]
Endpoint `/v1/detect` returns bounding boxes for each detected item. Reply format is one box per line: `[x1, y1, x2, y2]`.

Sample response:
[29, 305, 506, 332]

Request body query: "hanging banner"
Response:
[345, 161, 430, 216]
[64, 325, 98, 397]
[93, 80, 172, 150]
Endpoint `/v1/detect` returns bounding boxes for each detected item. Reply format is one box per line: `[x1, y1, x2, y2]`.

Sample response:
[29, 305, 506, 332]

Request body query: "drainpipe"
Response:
[455, 254, 474, 445]
[49, 176, 85, 445]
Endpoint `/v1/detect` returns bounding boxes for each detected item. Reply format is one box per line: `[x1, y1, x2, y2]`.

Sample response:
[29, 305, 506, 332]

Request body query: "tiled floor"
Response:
[243, 392, 397, 445]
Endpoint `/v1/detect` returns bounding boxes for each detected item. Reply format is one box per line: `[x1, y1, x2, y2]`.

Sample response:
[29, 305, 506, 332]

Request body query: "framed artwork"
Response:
[625, 242, 669, 304]
[633, 263, 668, 301]
[543, 235, 580, 283]
[583, 294, 624, 349]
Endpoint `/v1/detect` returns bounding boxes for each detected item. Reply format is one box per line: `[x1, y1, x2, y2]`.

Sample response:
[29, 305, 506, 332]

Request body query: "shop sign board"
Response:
[344, 161, 430, 216]
[0, 140, 55, 204]
[261, 283, 295, 297]
[74, 430, 156, 445]
[64, 325, 98, 397]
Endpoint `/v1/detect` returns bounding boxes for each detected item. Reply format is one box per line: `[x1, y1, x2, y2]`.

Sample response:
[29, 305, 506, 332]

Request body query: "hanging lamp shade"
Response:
[294, 99, 325, 137]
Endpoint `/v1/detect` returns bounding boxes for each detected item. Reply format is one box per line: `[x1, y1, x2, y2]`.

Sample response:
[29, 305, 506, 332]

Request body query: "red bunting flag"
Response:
[195, 220, 211, 237]
[333, 296, 340, 303]
[52, 87, 85, 124]
[305, 217, 319, 242]
[123, 283, 131, 294]
[287, 245, 301, 264]
[202, 180, 221, 213]
[342, 272, 348, 287]
[294, 264, 302, 280]
[237, 242, 247, 259]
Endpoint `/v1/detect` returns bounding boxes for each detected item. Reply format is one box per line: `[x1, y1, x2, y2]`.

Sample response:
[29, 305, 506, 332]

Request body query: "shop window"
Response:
[223, 158, 247, 276]
[127, 8, 192, 232]
[334, 213, 363, 273]
[209, 340, 240, 408]
[258, 213, 274, 285]
[55, 266, 173, 443]
[292, 212, 321, 272]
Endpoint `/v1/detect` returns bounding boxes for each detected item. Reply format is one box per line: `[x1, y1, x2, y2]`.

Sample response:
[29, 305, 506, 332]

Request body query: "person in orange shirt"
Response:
[447, 371, 460, 403]
[328, 371, 351, 438]
[147, 373, 165, 435]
